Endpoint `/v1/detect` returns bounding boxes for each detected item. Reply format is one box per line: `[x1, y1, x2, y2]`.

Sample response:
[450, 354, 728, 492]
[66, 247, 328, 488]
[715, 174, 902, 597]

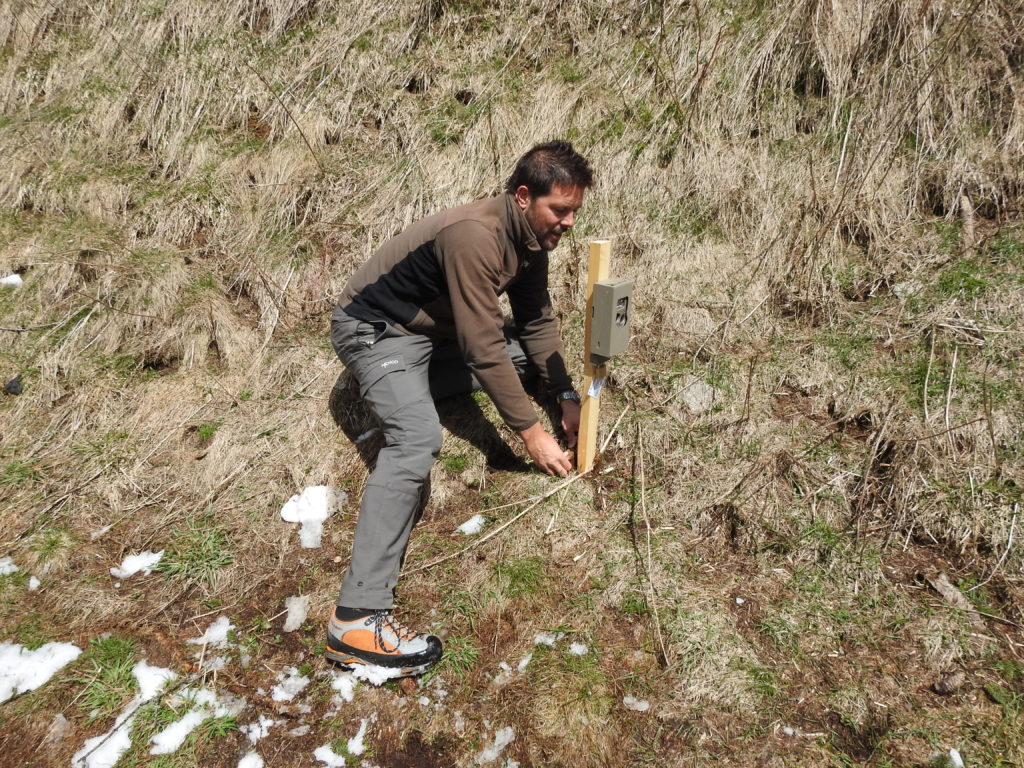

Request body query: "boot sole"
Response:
[324, 646, 434, 677]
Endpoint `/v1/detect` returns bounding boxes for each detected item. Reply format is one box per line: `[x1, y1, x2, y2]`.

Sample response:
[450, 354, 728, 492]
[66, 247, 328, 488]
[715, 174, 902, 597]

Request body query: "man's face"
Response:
[514, 183, 585, 251]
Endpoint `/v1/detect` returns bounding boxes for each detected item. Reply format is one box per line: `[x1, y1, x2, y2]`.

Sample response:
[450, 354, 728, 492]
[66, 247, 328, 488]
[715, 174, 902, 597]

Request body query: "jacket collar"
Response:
[504, 192, 543, 257]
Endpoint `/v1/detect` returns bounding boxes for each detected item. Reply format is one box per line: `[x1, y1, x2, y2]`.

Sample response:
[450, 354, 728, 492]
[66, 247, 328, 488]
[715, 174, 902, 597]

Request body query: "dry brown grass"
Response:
[2, 1, 1023, 766]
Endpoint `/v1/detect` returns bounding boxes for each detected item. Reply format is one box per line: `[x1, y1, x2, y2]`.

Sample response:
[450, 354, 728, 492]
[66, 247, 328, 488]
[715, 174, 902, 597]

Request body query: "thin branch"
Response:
[600, 404, 631, 453]
[1, 321, 60, 332]
[967, 506, 1017, 593]
[638, 426, 669, 667]
[405, 473, 588, 574]
[944, 345, 958, 451]
[72, 290, 166, 323]
[242, 60, 325, 176]
[923, 330, 935, 421]
[891, 417, 984, 443]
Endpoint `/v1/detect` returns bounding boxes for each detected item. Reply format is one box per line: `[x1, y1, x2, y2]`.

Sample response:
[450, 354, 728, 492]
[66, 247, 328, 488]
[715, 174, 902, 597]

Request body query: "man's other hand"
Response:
[559, 399, 581, 449]
[519, 422, 572, 477]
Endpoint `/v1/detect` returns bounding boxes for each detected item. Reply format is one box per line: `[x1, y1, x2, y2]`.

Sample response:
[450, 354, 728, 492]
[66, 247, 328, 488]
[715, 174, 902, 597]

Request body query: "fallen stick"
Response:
[407, 403, 630, 572]
[638, 426, 669, 667]
[406, 472, 588, 574]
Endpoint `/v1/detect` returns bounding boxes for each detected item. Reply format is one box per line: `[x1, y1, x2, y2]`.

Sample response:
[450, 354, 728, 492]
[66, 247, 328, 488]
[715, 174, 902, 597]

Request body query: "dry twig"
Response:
[637, 426, 670, 667]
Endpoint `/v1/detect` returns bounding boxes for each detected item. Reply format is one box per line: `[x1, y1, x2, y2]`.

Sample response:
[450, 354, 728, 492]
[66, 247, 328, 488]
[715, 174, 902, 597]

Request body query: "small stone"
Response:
[333, 556, 342, 563]
[892, 279, 922, 299]
[623, 695, 650, 712]
[42, 713, 71, 744]
[681, 379, 717, 414]
[4, 375, 22, 396]
[932, 670, 966, 696]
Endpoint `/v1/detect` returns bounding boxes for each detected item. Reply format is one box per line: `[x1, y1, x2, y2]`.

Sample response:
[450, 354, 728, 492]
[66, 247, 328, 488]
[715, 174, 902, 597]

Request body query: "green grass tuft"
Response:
[159, 511, 232, 583]
[70, 636, 138, 723]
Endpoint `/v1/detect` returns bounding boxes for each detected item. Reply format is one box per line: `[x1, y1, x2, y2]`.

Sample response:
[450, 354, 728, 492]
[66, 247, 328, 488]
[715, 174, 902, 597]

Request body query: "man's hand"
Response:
[519, 422, 572, 477]
[559, 399, 581, 449]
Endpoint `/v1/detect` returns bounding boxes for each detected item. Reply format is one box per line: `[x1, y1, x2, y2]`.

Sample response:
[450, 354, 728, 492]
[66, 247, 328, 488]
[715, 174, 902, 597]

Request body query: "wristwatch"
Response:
[555, 389, 581, 405]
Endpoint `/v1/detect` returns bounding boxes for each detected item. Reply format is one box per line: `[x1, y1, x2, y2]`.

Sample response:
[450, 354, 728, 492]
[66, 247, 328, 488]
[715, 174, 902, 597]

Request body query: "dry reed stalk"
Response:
[637, 425, 669, 667]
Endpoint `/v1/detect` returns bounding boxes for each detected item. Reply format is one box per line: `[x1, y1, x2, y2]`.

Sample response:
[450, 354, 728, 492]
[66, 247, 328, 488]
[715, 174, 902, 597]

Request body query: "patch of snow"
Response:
[533, 632, 563, 647]
[0, 642, 82, 702]
[567, 642, 588, 656]
[457, 514, 486, 535]
[517, 654, 532, 671]
[149, 688, 243, 755]
[133, 660, 178, 701]
[150, 710, 207, 755]
[289, 725, 311, 737]
[348, 718, 369, 755]
[283, 595, 310, 632]
[199, 655, 228, 673]
[330, 669, 358, 702]
[72, 661, 176, 768]
[781, 726, 796, 737]
[280, 485, 346, 548]
[478, 726, 515, 764]
[314, 744, 347, 767]
[90, 524, 113, 540]
[243, 715, 281, 744]
[238, 751, 264, 768]
[73, 708, 135, 768]
[623, 696, 650, 712]
[492, 661, 517, 687]
[948, 748, 965, 768]
[0, 557, 19, 575]
[418, 695, 431, 706]
[735, 596, 745, 605]
[186, 616, 235, 649]
[348, 663, 406, 686]
[109, 550, 164, 579]
[0, 273, 23, 288]
[28, 576, 41, 590]
[272, 667, 310, 702]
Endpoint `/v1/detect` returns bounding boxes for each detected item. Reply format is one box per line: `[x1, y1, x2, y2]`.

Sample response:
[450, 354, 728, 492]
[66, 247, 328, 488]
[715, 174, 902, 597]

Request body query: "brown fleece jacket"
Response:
[338, 193, 573, 431]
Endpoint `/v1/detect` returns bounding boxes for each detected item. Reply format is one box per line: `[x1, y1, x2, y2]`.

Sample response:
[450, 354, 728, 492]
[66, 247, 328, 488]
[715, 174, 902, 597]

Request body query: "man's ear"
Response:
[514, 185, 532, 211]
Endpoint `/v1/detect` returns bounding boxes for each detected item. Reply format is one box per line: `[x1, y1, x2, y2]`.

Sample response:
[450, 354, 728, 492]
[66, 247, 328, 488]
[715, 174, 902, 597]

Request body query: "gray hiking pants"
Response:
[330, 307, 530, 609]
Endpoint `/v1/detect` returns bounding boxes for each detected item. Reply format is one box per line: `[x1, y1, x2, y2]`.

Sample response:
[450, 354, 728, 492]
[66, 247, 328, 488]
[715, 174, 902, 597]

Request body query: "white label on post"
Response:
[588, 378, 605, 398]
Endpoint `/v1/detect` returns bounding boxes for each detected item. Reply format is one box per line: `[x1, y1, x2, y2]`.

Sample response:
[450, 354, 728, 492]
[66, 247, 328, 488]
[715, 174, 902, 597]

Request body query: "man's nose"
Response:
[561, 211, 575, 228]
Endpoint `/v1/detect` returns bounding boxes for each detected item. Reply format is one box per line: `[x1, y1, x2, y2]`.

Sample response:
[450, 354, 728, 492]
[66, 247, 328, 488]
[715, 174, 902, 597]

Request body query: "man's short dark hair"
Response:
[505, 140, 594, 196]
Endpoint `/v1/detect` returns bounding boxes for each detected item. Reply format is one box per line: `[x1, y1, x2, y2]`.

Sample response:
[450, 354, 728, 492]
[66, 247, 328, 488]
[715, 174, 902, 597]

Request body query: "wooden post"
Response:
[578, 239, 610, 473]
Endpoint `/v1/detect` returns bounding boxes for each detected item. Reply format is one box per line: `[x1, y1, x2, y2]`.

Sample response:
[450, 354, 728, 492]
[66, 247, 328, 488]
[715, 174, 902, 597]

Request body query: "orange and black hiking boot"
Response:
[325, 609, 443, 676]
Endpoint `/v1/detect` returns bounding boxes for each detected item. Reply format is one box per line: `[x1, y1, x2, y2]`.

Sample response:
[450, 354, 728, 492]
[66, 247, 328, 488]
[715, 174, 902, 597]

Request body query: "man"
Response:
[326, 140, 593, 675]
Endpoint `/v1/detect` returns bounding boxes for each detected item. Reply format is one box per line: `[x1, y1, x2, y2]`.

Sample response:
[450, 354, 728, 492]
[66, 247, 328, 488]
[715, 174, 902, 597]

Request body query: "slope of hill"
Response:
[2, 1, 1022, 766]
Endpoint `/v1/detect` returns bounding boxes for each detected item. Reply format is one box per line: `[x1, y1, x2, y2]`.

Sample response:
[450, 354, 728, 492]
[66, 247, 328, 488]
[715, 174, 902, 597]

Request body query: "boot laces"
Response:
[366, 610, 419, 652]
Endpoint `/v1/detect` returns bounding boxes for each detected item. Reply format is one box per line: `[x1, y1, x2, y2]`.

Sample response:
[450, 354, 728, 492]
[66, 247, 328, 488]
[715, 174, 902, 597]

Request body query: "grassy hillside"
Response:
[2, 1, 1022, 766]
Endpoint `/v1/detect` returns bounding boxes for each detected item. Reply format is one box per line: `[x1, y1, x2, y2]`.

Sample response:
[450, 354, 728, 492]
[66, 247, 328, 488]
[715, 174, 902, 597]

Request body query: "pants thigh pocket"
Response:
[356, 354, 426, 420]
